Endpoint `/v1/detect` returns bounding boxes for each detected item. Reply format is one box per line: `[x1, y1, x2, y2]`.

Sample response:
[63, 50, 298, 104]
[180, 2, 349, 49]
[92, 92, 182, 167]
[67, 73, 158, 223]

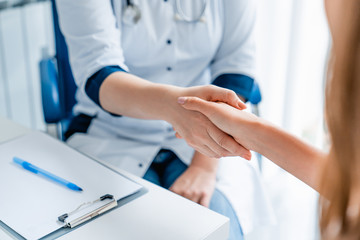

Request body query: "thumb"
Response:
[206, 87, 247, 110]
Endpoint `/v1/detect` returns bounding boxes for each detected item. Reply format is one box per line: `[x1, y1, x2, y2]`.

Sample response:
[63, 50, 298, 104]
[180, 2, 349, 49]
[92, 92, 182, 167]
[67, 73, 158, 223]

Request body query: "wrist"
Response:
[243, 118, 273, 153]
[159, 85, 186, 123]
[143, 83, 183, 121]
[190, 152, 219, 174]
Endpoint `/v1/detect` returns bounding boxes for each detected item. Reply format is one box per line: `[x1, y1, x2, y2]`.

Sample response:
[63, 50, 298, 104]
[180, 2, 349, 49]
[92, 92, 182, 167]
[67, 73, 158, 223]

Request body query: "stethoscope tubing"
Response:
[123, 0, 207, 25]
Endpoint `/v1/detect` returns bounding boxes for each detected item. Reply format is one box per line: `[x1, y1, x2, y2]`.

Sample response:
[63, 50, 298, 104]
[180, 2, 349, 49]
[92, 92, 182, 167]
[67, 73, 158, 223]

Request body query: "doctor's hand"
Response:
[165, 85, 251, 159]
[169, 151, 217, 207]
[178, 96, 261, 152]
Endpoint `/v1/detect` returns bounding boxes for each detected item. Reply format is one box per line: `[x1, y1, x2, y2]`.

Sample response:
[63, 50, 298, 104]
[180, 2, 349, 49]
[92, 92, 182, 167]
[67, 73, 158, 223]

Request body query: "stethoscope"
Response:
[122, 0, 207, 26]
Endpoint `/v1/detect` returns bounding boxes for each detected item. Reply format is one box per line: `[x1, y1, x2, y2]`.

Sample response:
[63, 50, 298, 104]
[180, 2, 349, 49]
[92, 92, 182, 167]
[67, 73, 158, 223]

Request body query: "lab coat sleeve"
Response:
[85, 66, 125, 110]
[55, 0, 128, 94]
[210, 0, 257, 100]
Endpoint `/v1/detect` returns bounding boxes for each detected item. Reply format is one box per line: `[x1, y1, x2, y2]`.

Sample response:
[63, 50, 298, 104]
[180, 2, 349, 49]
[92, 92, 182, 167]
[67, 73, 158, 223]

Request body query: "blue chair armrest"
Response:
[249, 82, 262, 105]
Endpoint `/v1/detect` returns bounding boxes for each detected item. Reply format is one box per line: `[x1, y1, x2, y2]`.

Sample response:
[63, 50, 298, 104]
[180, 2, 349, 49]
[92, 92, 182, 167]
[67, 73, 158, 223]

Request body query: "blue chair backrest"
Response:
[40, 0, 77, 139]
[51, 0, 77, 119]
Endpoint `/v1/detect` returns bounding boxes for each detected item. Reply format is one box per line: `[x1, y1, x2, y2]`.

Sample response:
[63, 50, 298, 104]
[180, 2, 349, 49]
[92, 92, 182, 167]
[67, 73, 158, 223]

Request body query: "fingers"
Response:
[191, 144, 224, 159]
[207, 126, 252, 160]
[176, 98, 251, 159]
[184, 191, 201, 204]
[199, 193, 211, 208]
[169, 186, 201, 204]
[174, 125, 222, 158]
[203, 130, 233, 158]
[173, 105, 251, 159]
[179, 96, 238, 138]
[170, 186, 209, 207]
[181, 126, 251, 159]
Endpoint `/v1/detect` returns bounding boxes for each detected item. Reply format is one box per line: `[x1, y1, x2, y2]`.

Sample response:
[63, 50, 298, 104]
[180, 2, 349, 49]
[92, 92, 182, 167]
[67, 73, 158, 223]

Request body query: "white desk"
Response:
[0, 117, 229, 240]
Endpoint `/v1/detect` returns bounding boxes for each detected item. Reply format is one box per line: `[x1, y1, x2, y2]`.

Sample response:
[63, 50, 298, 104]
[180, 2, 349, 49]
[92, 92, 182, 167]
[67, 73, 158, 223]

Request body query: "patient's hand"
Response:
[178, 96, 260, 152]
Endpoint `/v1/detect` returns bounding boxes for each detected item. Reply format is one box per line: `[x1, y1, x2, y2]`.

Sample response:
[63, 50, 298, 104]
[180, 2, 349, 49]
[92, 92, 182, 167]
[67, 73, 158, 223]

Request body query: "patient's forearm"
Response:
[249, 120, 327, 191]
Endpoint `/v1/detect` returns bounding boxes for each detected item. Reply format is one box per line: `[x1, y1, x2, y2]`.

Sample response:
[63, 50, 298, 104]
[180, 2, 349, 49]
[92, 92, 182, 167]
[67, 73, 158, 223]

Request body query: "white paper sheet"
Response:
[0, 131, 142, 240]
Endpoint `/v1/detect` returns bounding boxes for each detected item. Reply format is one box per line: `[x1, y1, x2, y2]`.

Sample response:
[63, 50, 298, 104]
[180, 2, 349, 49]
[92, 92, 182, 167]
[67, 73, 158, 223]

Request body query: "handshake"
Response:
[169, 85, 260, 161]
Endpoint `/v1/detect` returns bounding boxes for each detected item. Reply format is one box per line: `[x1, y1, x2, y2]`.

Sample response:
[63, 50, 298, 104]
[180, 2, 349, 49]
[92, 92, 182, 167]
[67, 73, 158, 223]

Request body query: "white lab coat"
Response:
[57, 0, 275, 234]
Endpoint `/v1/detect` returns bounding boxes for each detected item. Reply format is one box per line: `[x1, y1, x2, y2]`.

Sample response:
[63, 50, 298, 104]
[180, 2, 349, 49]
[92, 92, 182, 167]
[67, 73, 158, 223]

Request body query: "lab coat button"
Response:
[167, 67, 172, 71]
[138, 163, 143, 168]
[167, 39, 172, 45]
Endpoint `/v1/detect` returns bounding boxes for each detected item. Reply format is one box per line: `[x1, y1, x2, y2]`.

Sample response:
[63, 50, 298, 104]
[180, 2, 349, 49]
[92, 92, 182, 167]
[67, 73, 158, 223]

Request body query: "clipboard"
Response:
[58, 194, 118, 229]
[0, 131, 146, 240]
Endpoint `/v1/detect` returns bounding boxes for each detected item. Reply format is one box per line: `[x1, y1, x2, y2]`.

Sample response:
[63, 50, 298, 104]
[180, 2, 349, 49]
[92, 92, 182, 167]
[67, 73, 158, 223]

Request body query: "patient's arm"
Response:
[179, 97, 327, 192]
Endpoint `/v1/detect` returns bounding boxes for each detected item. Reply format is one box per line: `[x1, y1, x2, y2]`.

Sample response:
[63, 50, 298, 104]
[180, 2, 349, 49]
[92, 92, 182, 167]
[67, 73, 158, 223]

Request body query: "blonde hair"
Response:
[320, 0, 360, 239]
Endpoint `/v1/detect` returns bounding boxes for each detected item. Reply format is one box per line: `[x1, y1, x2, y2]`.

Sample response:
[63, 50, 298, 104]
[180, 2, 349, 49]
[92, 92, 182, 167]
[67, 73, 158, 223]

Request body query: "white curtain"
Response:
[246, 0, 330, 239]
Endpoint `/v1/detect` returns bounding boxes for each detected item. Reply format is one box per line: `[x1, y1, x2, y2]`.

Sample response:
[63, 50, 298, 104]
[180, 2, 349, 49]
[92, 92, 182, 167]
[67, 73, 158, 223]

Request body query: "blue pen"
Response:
[13, 157, 83, 192]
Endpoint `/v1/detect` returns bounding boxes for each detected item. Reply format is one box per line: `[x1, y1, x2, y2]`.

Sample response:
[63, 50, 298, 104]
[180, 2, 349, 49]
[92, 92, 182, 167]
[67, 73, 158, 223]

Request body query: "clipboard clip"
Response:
[58, 194, 118, 228]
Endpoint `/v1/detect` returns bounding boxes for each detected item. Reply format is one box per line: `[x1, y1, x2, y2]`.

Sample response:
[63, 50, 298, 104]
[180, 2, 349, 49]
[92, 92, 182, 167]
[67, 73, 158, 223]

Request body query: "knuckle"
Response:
[192, 190, 200, 197]
[202, 192, 209, 198]
[218, 134, 229, 148]
[202, 85, 211, 93]
[179, 190, 187, 196]
[237, 149, 246, 157]
[187, 97, 196, 104]
[184, 190, 192, 196]
[194, 113, 204, 122]
[207, 85, 216, 91]
[187, 140, 196, 147]
[171, 187, 179, 193]
[202, 150, 213, 157]
[195, 129, 205, 138]
[225, 89, 236, 100]
[218, 149, 228, 158]
[212, 152, 221, 159]
[193, 131, 204, 140]
[195, 146, 206, 154]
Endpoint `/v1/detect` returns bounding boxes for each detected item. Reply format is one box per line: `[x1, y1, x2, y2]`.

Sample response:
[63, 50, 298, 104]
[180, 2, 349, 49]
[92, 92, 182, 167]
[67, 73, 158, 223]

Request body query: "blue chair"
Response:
[39, 0, 76, 140]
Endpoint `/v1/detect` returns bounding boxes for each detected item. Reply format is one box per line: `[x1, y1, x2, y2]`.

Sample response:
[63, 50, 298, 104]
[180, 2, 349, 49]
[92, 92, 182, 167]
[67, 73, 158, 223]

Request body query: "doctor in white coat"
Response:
[56, 0, 274, 238]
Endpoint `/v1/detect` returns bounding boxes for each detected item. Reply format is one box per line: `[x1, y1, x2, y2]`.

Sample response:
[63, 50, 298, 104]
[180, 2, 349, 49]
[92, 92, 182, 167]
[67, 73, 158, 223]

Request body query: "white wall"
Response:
[0, 1, 54, 131]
